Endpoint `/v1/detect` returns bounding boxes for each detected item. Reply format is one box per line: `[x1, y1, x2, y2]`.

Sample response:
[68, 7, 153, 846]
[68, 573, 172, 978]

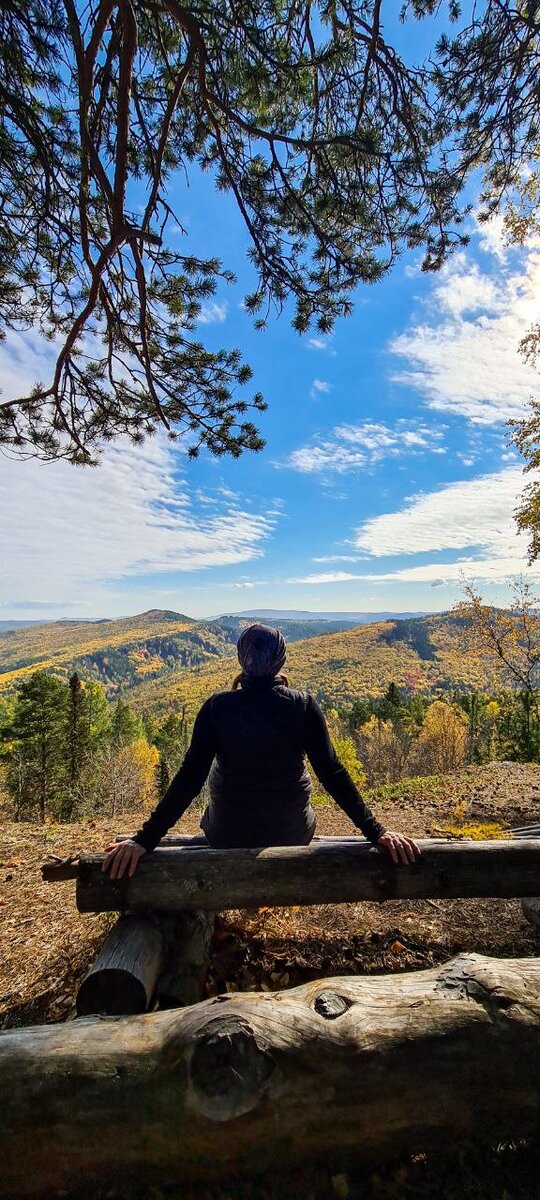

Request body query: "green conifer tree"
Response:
[6, 672, 69, 822]
[110, 699, 144, 748]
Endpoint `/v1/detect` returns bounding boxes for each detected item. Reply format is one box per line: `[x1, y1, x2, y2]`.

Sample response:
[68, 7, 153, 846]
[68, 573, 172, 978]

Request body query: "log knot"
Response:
[313, 991, 352, 1020]
[187, 1016, 274, 1121]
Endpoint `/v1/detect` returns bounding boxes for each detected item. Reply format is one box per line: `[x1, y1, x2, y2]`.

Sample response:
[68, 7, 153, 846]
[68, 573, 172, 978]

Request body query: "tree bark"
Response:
[73, 838, 540, 913]
[157, 910, 215, 1008]
[76, 914, 166, 1016]
[522, 897, 540, 929]
[1, 954, 539, 1197]
[113, 834, 366, 846]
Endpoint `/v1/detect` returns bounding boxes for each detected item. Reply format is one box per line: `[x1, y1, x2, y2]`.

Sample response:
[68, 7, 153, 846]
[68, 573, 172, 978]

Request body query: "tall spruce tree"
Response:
[6, 672, 69, 822]
[110, 698, 143, 747]
[65, 674, 111, 816]
[2, 2, 539, 463]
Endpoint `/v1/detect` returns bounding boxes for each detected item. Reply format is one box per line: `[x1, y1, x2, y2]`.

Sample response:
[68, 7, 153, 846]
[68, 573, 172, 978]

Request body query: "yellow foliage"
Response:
[417, 701, 468, 774]
[115, 738, 159, 808]
[444, 822, 505, 840]
[452, 798, 468, 824]
[332, 736, 366, 789]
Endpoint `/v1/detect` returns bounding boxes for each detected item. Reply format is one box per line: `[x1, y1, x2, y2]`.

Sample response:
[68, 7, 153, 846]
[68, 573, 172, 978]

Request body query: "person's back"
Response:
[202, 678, 314, 847]
[102, 623, 420, 877]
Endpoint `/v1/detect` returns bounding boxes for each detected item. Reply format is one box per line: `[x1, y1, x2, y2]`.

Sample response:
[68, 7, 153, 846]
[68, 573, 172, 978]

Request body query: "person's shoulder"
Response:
[275, 683, 310, 707]
[206, 687, 241, 708]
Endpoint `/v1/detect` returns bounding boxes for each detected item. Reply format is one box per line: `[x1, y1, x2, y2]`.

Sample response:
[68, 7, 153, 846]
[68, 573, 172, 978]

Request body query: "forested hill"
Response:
[0, 609, 366, 697]
[126, 613, 506, 720]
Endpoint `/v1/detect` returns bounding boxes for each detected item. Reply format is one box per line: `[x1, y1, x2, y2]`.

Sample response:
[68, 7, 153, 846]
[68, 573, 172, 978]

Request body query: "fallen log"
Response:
[1, 954, 539, 1197]
[75, 838, 540, 913]
[76, 914, 166, 1016]
[157, 910, 215, 1008]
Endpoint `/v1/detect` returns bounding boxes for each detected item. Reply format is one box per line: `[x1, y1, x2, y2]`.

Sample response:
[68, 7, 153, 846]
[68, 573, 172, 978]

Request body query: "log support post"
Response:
[76, 913, 166, 1016]
[157, 910, 215, 1008]
[76, 910, 215, 1016]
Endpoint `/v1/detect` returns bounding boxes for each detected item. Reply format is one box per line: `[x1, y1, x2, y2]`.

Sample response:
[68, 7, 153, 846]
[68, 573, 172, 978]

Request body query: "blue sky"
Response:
[2, 65, 540, 621]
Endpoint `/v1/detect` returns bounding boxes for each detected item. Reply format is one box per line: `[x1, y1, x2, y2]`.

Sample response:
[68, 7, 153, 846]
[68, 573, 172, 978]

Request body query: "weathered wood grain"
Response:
[76, 914, 165, 1016]
[1, 954, 539, 1196]
[75, 838, 540, 913]
[157, 910, 215, 1008]
[522, 897, 540, 929]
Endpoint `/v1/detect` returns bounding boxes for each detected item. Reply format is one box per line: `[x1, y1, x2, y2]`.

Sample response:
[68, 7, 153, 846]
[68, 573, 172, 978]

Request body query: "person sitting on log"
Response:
[102, 623, 420, 879]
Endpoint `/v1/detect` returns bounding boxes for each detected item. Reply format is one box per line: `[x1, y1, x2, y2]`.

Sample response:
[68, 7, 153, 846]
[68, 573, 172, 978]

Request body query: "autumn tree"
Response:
[154, 707, 189, 776]
[458, 579, 540, 758]
[3, 1, 540, 462]
[358, 715, 403, 785]
[502, 135, 540, 555]
[416, 700, 468, 775]
[64, 676, 111, 816]
[98, 737, 159, 815]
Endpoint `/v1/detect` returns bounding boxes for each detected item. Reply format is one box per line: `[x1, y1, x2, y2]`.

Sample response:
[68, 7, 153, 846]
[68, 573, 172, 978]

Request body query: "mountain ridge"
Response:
[213, 608, 431, 622]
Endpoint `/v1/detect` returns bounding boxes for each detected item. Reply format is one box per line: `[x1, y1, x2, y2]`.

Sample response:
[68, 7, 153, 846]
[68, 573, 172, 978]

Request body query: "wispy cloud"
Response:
[198, 301, 228, 324]
[312, 554, 366, 563]
[350, 466, 540, 584]
[390, 225, 540, 424]
[281, 420, 446, 475]
[289, 467, 540, 587]
[310, 378, 332, 399]
[308, 337, 336, 355]
[353, 466, 524, 558]
[0, 438, 278, 609]
[287, 571, 364, 585]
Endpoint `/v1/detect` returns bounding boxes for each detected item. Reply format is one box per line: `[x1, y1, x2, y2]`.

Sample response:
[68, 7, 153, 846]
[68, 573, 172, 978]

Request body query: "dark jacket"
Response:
[134, 677, 386, 851]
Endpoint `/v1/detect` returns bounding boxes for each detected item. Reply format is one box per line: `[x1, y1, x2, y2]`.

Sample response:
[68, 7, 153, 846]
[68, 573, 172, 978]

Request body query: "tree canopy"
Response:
[1, 0, 540, 462]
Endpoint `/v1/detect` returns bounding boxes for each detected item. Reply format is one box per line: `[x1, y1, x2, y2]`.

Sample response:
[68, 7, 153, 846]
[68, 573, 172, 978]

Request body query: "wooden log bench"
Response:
[1, 953, 540, 1198]
[50, 836, 540, 912]
[41, 834, 540, 1017]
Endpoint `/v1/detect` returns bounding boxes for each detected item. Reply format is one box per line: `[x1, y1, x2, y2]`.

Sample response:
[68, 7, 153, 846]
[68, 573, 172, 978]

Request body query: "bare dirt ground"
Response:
[1, 760, 539, 1029]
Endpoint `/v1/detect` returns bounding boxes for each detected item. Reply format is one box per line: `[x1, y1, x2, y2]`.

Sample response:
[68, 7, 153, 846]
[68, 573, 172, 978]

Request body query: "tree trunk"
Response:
[76, 914, 166, 1016]
[76, 911, 215, 1016]
[157, 910, 215, 1008]
[1, 954, 539, 1197]
[522, 897, 540, 929]
[73, 838, 540, 913]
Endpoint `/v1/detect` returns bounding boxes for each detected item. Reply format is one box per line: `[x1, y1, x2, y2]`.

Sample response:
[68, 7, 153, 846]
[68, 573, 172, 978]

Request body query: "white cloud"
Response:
[288, 467, 540, 588]
[198, 301, 228, 324]
[312, 554, 366, 563]
[390, 227, 540, 424]
[310, 379, 332, 399]
[0, 328, 58, 402]
[476, 212, 508, 261]
[353, 467, 524, 559]
[308, 337, 336, 356]
[281, 421, 445, 475]
[0, 438, 278, 608]
[287, 571, 362, 585]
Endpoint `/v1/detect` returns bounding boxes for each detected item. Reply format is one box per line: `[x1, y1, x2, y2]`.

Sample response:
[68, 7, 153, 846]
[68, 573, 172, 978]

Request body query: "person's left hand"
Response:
[101, 839, 147, 879]
[377, 830, 421, 865]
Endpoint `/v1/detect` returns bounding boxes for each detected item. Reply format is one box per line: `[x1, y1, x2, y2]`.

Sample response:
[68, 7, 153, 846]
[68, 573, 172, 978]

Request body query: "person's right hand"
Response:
[377, 830, 420, 865]
[102, 839, 147, 879]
